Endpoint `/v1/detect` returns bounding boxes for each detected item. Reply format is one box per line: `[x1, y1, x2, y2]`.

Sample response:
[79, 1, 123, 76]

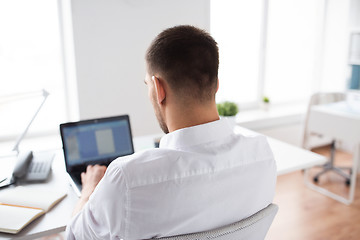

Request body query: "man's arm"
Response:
[72, 164, 107, 216]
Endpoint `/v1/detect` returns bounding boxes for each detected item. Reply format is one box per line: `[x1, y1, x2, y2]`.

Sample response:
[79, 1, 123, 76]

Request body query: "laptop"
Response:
[60, 115, 134, 197]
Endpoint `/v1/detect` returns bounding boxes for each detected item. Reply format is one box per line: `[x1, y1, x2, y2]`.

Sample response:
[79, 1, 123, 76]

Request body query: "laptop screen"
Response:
[60, 115, 134, 170]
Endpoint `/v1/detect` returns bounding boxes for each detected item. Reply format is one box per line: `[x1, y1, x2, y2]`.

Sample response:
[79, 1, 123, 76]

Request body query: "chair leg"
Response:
[313, 168, 331, 183]
[332, 167, 351, 179]
[313, 140, 351, 185]
[338, 166, 352, 174]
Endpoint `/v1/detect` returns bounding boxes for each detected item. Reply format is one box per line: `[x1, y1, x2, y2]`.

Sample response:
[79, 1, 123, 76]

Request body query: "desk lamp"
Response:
[0, 89, 49, 187]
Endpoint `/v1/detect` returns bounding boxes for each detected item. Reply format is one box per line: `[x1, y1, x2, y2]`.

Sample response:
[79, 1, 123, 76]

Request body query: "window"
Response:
[211, 0, 345, 107]
[0, 0, 66, 142]
[321, 0, 350, 92]
[264, 0, 323, 103]
[211, 0, 263, 106]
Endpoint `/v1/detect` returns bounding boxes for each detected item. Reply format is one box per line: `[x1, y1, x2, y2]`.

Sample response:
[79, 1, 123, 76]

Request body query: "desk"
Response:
[0, 150, 78, 240]
[0, 129, 325, 239]
[306, 101, 360, 205]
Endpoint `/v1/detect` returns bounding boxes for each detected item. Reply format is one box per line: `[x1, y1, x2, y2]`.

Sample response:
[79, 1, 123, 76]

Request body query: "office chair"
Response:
[152, 204, 278, 240]
[303, 92, 351, 185]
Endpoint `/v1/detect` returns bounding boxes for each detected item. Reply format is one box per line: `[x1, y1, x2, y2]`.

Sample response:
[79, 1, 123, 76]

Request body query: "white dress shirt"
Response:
[66, 119, 276, 240]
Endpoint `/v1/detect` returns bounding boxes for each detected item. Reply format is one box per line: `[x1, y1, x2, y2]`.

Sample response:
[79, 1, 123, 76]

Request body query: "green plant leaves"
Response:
[217, 101, 239, 116]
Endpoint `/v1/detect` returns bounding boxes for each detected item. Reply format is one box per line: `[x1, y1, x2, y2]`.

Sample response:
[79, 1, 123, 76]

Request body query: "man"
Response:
[66, 25, 276, 239]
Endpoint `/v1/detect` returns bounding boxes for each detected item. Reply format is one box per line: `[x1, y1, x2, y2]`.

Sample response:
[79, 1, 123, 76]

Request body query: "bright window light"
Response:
[264, 0, 323, 103]
[321, 0, 349, 92]
[0, 0, 66, 142]
[211, 0, 263, 105]
[211, 0, 331, 106]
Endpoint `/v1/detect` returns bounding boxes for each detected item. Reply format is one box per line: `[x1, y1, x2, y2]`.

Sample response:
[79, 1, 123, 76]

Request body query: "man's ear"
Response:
[216, 78, 219, 93]
[152, 76, 166, 104]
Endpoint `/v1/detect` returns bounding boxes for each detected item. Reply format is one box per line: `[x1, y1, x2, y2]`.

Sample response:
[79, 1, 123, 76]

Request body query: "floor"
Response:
[267, 146, 360, 240]
[39, 146, 360, 240]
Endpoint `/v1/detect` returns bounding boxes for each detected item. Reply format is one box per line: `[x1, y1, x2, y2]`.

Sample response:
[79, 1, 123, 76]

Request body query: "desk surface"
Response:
[234, 127, 326, 175]
[0, 151, 78, 240]
[0, 128, 326, 239]
[309, 101, 360, 143]
[312, 101, 360, 119]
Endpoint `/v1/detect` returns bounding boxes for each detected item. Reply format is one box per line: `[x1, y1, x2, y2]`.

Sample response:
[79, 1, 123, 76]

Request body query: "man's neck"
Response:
[165, 103, 220, 133]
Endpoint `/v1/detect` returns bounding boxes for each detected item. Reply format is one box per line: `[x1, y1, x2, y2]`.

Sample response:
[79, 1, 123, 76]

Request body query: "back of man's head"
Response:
[146, 25, 219, 103]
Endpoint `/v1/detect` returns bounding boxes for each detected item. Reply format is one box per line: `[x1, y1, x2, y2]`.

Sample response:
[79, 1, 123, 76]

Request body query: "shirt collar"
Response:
[159, 118, 234, 150]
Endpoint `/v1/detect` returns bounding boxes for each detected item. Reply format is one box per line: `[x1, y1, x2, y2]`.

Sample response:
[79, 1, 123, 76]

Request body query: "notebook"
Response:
[60, 115, 134, 196]
[0, 186, 67, 234]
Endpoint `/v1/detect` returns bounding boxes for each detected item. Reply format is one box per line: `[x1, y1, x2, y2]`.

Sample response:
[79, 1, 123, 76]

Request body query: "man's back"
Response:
[67, 119, 276, 239]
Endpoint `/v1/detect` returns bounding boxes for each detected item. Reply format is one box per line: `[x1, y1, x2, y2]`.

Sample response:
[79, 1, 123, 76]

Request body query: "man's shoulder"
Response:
[108, 148, 177, 186]
[236, 131, 268, 143]
[235, 133, 273, 158]
[111, 148, 172, 167]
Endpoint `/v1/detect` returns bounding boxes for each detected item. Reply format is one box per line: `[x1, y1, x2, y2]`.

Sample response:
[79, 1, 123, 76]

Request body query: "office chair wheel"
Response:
[313, 177, 319, 183]
[346, 179, 351, 186]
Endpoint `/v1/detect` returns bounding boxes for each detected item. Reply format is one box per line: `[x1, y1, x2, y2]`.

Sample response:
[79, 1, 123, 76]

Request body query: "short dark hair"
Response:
[146, 25, 219, 102]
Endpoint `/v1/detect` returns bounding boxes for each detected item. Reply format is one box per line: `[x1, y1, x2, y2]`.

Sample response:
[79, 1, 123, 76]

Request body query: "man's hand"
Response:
[81, 164, 107, 200]
[72, 164, 107, 216]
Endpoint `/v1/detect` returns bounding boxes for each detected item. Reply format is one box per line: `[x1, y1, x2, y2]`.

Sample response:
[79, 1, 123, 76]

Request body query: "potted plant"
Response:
[262, 96, 270, 111]
[216, 101, 239, 128]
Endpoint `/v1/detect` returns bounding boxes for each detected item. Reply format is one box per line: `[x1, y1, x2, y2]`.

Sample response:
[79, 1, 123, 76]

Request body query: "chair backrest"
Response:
[307, 92, 345, 107]
[153, 204, 278, 240]
[302, 92, 346, 149]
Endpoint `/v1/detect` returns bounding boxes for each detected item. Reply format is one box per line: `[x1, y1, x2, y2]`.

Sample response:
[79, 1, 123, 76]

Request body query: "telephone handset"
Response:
[12, 151, 33, 180]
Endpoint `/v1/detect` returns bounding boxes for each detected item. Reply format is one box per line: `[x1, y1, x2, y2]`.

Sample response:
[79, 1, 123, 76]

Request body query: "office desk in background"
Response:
[306, 101, 360, 205]
[0, 127, 326, 240]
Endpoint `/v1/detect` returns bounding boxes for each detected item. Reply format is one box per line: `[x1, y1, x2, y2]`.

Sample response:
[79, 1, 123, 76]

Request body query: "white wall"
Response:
[350, 0, 360, 28]
[70, 0, 210, 136]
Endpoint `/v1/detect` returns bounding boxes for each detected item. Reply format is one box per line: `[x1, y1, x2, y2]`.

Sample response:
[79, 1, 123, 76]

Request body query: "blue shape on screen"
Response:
[78, 130, 98, 159]
[113, 126, 132, 154]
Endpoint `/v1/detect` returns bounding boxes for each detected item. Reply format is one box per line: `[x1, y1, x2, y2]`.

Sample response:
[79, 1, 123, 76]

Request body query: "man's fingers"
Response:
[84, 164, 107, 178]
[86, 165, 93, 172]
[93, 164, 107, 172]
[94, 164, 105, 168]
[81, 172, 85, 181]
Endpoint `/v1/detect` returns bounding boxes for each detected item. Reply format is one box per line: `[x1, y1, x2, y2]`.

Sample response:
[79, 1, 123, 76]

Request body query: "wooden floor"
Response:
[267, 146, 360, 240]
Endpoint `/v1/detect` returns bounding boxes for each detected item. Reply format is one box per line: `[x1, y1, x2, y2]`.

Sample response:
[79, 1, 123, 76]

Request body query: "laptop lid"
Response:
[60, 115, 134, 174]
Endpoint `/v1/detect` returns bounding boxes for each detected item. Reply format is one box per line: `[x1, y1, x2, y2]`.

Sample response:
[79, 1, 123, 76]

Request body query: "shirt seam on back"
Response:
[119, 163, 131, 239]
[128, 157, 275, 189]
